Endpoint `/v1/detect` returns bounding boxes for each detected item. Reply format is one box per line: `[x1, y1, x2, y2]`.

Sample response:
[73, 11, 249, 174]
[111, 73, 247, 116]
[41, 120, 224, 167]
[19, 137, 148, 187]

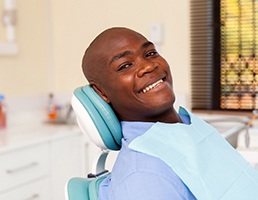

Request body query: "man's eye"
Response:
[118, 63, 132, 71]
[146, 51, 158, 57]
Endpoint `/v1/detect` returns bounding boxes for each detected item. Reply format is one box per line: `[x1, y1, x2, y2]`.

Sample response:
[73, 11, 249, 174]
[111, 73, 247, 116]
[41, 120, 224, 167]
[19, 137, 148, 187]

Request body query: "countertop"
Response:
[0, 122, 81, 154]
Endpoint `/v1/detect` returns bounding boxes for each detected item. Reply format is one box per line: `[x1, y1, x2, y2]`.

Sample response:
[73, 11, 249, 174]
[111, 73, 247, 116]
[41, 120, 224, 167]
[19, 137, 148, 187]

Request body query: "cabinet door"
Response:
[0, 178, 50, 200]
[50, 133, 84, 200]
[0, 143, 49, 193]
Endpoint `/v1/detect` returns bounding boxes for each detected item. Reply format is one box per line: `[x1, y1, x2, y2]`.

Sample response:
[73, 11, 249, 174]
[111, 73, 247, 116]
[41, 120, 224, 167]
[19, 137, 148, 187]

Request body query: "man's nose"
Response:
[137, 60, 157, 77]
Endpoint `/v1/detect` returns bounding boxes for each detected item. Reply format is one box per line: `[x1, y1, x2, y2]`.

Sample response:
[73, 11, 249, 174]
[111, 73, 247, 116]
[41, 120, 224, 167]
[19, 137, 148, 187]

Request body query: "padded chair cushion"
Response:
[66, 173, 110, 200]
[82, 86, 122, 147]
[66, 178, 91, 200]
[72, 85, 122, 150]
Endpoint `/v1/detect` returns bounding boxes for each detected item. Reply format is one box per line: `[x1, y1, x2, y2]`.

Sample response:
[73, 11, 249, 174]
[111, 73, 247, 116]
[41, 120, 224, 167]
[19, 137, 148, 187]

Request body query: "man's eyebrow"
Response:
[110, 41, 154, 64]
[110, 50, 132, 64]
[141, 41, 154, 49]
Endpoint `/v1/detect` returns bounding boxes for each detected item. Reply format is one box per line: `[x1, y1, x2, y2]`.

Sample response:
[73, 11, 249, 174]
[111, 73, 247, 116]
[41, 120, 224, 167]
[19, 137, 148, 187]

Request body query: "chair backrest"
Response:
[71, 85, 122, 150]
[66, 85, 122, 200]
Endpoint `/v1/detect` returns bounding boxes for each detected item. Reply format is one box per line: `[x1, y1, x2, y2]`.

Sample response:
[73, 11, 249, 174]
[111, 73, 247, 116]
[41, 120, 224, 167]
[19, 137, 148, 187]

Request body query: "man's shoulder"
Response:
[111, 145, 177, 184]
[99, 145, 194, 200]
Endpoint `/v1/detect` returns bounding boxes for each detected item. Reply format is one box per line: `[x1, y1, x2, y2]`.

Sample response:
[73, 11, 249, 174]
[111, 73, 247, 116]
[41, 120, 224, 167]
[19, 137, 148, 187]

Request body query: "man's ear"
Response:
[90, 83, 110, 104]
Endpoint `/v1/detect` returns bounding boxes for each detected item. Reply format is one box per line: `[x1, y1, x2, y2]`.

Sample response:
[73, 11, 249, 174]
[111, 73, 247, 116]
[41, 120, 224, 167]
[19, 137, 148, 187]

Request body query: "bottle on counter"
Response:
[0, 94, 7, 129]
[47, 93, 57, 120]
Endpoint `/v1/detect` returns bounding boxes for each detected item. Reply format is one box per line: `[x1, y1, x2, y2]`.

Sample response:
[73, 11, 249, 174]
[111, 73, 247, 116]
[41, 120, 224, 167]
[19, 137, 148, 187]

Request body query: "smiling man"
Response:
[83, 27, 182, 124]
[81, 27, 258, 200]
[82, 27, 196, 200]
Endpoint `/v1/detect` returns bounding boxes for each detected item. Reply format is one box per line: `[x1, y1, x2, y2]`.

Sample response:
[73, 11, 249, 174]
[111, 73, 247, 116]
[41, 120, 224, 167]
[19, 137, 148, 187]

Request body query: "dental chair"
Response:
[65, 85, 122, 200]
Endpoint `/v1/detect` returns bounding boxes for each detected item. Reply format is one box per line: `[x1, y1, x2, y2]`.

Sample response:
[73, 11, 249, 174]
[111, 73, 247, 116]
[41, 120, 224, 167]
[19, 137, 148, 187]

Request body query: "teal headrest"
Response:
[72, 85, 122, 150]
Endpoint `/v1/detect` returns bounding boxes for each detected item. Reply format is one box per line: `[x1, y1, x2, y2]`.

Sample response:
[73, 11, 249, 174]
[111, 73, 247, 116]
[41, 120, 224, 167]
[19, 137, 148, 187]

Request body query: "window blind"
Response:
[191, 0, 215, 110]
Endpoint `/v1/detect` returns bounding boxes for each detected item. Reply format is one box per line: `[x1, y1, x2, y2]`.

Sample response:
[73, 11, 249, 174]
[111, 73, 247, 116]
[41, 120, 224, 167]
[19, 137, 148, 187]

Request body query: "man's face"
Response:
[92, 29, 175, 122]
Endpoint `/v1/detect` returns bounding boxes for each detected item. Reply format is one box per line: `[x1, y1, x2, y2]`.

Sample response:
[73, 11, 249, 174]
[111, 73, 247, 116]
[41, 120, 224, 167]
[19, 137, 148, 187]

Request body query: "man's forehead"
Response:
[90, 29, 147, 60]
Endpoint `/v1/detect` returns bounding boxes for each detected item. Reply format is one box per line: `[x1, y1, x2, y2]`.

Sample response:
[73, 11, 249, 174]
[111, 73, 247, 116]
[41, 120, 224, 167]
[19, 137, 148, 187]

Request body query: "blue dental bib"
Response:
[129, 107, 258, 200]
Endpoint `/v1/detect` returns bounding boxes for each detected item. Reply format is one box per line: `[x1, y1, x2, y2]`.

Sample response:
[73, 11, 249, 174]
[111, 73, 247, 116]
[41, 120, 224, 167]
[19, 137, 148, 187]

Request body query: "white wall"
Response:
[0, 0, 191, 103]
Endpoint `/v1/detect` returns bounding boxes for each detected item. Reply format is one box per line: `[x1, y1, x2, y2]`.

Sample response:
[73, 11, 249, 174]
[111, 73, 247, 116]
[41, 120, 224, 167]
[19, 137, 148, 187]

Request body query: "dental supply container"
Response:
[48, 93, 57, 120]
[0, 94, 7, 129]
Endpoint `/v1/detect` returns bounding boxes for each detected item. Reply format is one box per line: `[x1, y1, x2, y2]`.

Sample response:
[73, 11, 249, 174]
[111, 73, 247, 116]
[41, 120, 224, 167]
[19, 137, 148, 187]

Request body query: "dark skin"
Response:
[82, 27, 182, 124]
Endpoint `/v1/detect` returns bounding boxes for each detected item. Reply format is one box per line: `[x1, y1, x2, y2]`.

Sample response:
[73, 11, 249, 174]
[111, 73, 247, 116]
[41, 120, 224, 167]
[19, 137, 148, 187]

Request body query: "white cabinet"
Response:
[0, 143, 50, 200]
[0, 178, 50, 200]
[50, 133, 84, 200]
[0, 143, 49, 194]
[0, 128, 85, 200]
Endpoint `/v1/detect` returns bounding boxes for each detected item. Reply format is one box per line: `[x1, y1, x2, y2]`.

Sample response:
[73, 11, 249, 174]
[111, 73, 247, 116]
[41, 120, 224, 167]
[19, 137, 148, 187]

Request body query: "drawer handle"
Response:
[6, 162, 39, 174]
[23, 194, 40, 200]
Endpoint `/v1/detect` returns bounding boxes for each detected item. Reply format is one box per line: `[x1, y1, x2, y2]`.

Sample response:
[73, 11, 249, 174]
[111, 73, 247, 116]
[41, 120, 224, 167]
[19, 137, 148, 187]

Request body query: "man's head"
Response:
[82, 27, 177, 122]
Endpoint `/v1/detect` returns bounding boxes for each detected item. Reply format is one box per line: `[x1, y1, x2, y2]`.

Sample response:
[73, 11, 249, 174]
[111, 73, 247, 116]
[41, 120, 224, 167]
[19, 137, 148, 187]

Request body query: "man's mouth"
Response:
[141, 79, 164, 93]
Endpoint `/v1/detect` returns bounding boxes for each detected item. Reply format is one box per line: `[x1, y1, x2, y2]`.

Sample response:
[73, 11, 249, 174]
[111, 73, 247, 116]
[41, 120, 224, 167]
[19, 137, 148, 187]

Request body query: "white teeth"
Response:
[142, 79, 163, 93]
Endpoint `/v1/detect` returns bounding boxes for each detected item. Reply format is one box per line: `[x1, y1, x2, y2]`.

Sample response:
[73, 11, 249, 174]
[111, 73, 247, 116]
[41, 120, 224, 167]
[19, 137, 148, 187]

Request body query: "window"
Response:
[191, 0, 258, 111]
